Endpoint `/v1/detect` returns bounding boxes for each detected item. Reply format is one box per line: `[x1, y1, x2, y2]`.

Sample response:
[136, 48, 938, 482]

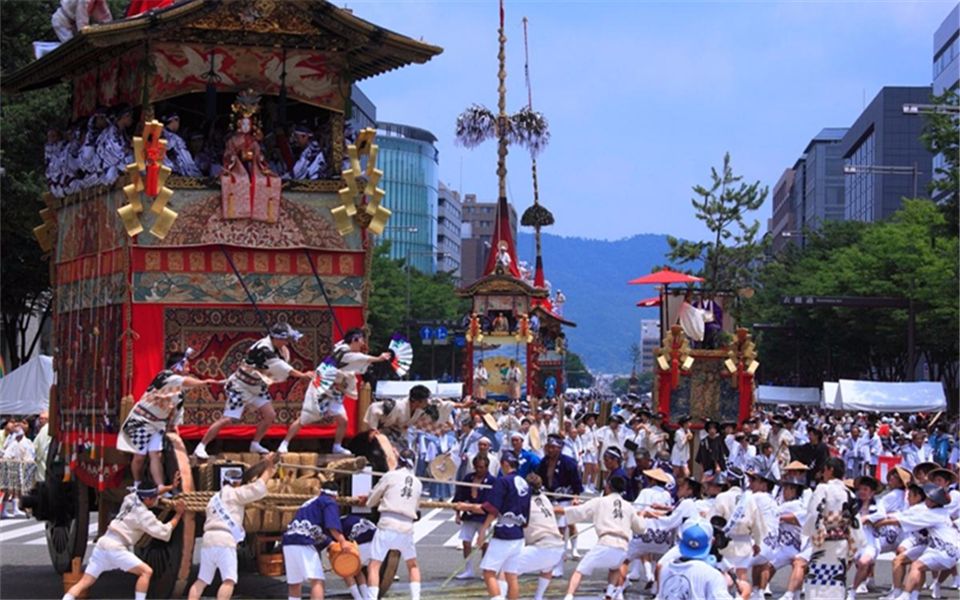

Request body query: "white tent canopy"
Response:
[756, 385, 821, 406]
[835, 379, 946, 413]
[0, 354, 54, 415]
[436, 383, 464, 399]
[375, 380, 439, 399]
[823, 382, 840, 410]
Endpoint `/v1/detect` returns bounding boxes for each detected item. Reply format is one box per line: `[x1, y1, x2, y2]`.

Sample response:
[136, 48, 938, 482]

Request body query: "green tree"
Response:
[920, 88, 959, 234]
[0, 0, 70, 367]
[368, 243, 469, 379]
[743, 201, 958, 395]
[565, 351, 594, 388]
[666, 153, 769, 294]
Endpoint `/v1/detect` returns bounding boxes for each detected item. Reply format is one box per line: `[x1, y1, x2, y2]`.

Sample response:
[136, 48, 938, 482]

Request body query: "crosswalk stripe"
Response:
[0, 522, 47, 542]
[26, 523, 99, 546]
[413, 508, 447, 543]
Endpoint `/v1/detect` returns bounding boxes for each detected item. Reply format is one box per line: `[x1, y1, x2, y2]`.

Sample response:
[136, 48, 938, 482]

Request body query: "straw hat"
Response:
[892, 466, 913, 485]
[429, 455, 457, 481]
[642, 468, 673, 485]
[785, 461, 810, 471]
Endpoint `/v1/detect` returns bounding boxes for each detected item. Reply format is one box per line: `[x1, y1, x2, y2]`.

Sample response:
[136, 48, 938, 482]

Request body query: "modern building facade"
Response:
[769, 168, 797, 253]
[436, 182, 463, 281]
[801, 128, 849, 228]
[459, 193, 518, 284]
[931, 4, 959, 205]
[840, 87, 934, 223]
[349, 85, 377, 131]
[769, 128, 847, 250]
[640, 319, 660, 373]
[933, 4, 959, 96]
[376, 121, 439, 273]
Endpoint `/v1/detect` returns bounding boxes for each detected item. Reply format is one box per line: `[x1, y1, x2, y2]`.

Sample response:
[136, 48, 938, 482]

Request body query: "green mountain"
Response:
[516, 231, 671, 374]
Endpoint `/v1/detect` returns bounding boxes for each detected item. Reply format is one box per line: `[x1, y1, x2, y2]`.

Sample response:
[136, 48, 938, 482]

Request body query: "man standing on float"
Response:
[194, 323, 313, 459]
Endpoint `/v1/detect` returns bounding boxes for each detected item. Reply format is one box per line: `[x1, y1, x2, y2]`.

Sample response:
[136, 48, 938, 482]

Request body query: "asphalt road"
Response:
[0, 512, 947, 599]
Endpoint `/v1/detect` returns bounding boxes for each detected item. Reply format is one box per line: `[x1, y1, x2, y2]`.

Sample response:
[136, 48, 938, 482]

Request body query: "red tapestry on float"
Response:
[130, 304, 364, 440]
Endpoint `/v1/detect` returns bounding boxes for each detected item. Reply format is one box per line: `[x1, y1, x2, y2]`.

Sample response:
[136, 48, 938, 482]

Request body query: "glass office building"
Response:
[377, 122, 439, 273]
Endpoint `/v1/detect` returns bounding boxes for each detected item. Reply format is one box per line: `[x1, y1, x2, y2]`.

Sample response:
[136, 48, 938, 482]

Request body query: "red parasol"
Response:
[636, 296, 661, 307]
[627, 268, 704, 285]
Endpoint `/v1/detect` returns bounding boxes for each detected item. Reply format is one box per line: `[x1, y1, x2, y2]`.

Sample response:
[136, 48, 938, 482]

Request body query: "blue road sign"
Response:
[454, 335, 466, 348]
[436, 326, 448, 340]
[420, 326, 433, 340]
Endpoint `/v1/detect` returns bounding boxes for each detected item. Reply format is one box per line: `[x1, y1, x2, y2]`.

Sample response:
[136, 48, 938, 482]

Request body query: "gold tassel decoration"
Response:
[149, 206, 178, 240]
[117, 203, 145, 237]
[119, 119, 178, 238]
[336, 128, 390, 237]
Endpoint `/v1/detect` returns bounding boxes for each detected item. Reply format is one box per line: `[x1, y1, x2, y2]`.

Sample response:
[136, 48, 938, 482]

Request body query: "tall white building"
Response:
[640, 319, 661, 373]
[436, 182, 462, 282]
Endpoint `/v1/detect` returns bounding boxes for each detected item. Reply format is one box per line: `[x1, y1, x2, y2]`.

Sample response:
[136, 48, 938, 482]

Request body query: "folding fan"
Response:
[388, 336, 413, 377]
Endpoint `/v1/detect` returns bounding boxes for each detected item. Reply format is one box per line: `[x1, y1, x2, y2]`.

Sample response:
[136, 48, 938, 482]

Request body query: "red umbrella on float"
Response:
[635, 296, 661, 307]
[628, 268, 704, 336]
[627, 268, 704, 285]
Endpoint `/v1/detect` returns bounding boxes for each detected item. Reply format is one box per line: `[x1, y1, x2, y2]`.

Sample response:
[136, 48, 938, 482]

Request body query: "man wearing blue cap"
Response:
[657, 518, 734, 599]
[194, 322, 314, 459]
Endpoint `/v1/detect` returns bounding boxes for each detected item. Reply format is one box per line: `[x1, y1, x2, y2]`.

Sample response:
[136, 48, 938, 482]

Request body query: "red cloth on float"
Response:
[126, 0, 175, 17]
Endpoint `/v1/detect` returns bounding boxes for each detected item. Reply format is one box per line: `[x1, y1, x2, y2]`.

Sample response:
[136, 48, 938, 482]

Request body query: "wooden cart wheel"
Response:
[136, 520, 185, 599]
[378, 549, 401, 598]
[45, 476, 90, 574]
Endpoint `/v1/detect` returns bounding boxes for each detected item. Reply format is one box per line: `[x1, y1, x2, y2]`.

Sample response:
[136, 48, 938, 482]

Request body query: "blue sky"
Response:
[356, 1, 956, 241]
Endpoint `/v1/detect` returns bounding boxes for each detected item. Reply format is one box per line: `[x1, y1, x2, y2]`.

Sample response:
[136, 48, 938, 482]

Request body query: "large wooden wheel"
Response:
[44, 440, 90, 574]
[378, 549, 401, 598]
[134, 432, 195, 598]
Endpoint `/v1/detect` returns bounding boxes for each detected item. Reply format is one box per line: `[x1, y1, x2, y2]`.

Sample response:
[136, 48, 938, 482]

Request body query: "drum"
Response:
[328, 541, 362, 577]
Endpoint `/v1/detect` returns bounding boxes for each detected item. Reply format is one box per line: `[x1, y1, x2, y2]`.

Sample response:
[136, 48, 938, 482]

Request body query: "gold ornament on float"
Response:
[117, 119, 178, 239]
[332, 128, 391, 236]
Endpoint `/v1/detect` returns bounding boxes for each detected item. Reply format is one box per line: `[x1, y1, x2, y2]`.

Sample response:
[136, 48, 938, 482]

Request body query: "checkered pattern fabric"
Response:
[122, 418, 153, 453]
[225, 380, 268, 411]
[805, 562, 845, 586]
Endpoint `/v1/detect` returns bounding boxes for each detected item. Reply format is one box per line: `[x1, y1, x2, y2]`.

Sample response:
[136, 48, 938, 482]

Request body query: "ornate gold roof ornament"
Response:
[724, 327, 759, 390]
[655, 324, 695, 389]
[331, 127, 389, 236]
[118, 119, 177, 239]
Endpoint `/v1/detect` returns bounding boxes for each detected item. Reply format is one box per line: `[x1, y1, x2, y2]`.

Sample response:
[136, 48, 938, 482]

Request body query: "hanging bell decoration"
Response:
[332, 127, 390, 237]
[117, 119, 177, 238]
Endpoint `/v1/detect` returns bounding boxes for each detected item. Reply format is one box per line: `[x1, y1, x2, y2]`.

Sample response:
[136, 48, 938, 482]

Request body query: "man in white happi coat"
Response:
[333, 328, 392, 404]
[710, 467, 766, 598]
[195, 323, 313, 459]
[362, 449, 424, 600]
[555, 474, 647, 600]
[625, 468, 674, 590]
[873, 484, 960, 600]
[901, 431, 934, 471]
[596, 414, 628, 478]
[777, 457, 864, 600]
[748, 465, 781, 600]
[119, 350, 220, 488]
[63, 483, 185, 600]
[188, 455, 276, 600]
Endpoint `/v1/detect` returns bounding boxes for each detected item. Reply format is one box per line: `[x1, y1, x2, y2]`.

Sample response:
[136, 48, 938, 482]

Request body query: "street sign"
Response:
[420, 326, 433, 341]
[454, 335, 466, 348]
[436, 326, 448, 341]
[780, 296, 910, 308]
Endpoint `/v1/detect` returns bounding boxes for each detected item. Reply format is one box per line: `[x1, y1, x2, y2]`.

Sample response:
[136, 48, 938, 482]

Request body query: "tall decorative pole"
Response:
[497, 0, 508, 201]
[520, 16, 555, 272]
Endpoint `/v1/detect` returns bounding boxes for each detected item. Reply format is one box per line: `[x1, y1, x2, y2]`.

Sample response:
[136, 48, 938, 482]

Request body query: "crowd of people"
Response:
[29, 318, 960, 599]
[0, 412, 49, 519]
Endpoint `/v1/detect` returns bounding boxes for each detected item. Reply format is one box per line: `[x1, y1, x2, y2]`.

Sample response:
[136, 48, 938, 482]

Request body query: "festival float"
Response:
[629, 269, 758, 426]
[2, 0, 440, 594]
[456, 7, 574, 414]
